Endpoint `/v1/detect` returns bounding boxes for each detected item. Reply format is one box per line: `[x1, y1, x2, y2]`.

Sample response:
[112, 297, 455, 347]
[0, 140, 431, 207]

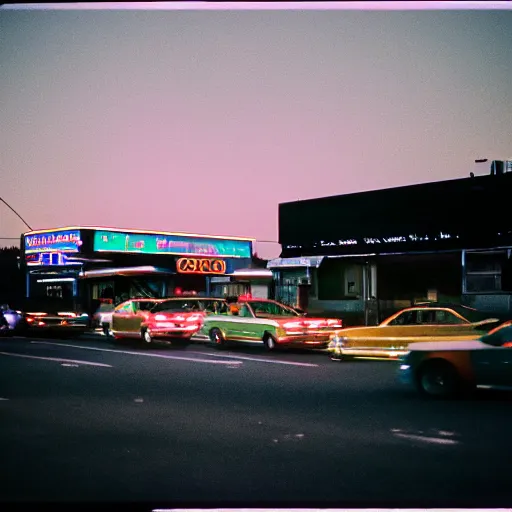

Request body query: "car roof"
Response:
[130, 298, 165, 302]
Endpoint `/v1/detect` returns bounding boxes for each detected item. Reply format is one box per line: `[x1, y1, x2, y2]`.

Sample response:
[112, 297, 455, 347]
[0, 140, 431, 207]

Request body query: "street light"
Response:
[0, 196, 33, 231]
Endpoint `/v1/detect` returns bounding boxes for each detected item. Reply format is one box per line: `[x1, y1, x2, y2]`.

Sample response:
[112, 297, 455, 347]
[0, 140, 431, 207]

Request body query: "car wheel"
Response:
[417, 361, 461, 399]
[141, 328, 153, 345]
[209, 328, 226, 349]
[262, 333, 276, 351]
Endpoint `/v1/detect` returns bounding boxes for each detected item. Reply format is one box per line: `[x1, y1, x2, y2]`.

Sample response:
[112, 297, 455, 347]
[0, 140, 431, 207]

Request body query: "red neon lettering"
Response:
[176, 258, 226, 275]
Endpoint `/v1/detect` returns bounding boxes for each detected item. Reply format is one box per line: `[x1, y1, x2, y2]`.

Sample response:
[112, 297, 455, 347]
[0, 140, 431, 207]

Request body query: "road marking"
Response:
[187, 351, 319, 367]
[0, 351, 112, 368]
[0, 397, 9, 401]
[30, 341, 243, 365]
[393, 432, 459, 445]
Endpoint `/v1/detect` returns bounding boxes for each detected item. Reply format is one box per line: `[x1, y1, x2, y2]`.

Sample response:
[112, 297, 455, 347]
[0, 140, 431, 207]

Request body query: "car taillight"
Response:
[26, 317, 34, 323]
[186, 315, 202, 322]
[154, 314, 167, 321]
[283, 321, 302, 329]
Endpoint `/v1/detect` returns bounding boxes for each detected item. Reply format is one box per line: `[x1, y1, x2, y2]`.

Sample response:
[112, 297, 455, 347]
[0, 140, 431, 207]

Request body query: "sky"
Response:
[1, 2, 512, 258]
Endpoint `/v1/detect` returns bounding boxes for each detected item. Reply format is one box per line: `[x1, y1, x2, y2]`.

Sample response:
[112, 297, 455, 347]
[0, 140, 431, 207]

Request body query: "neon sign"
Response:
[93, 230, 252, 258]
[25, 230, 82, 254]
[25, 252, 81, 266]
[176, 258, 227, 275]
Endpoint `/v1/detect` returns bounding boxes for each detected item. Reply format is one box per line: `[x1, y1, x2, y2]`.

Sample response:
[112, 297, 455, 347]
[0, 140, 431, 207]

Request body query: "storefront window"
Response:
[464, 250, 506, 293]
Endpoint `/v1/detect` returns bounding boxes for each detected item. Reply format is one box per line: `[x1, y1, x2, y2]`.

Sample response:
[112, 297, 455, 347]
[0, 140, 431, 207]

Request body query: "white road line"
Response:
[187, 351, 319, 367]
[0, 397, 9, 401]
[30, 341, 243, 365]
[393, 432, 459, 445]
[0, 351, 112, 368]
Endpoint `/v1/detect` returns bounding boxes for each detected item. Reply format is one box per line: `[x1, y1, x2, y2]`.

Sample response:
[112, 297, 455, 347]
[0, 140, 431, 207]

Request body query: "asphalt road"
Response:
[1, 334, 512, 509]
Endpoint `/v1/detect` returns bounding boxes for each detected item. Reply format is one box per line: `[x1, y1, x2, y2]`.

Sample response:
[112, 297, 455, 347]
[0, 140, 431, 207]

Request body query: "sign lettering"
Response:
[176, 258, 226, 275]
[25, 230, 82, 254]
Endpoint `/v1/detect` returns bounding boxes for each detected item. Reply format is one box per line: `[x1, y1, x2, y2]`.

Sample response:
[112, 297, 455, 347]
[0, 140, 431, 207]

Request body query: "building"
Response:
[268, 170, 512, 325]
[20, 226, 272, 313]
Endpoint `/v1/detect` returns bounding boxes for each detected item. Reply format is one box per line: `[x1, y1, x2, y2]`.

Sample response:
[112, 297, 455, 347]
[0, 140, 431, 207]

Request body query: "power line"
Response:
[0, 196, 33, 231]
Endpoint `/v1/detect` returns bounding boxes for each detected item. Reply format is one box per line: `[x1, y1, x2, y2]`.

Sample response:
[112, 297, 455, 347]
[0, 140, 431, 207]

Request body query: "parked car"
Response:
[398, 320, 512, 398]
[201, 297, 343, 350]
[17, 298, 90, 338]
[328, 304, 502, 361]
[111, 297, 228, 345]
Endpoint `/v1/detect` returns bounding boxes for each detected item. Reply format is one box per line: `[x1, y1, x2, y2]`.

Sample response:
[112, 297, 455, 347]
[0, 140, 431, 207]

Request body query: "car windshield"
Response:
[151, 300, 200, 313]
[137, 301, 162, 312]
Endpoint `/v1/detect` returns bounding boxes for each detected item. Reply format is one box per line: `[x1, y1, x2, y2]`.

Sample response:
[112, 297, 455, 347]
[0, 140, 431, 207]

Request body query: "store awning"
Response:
[230, 268, 273, 279]
[79, 266, 175, 279]
[267, 256, 325, 269]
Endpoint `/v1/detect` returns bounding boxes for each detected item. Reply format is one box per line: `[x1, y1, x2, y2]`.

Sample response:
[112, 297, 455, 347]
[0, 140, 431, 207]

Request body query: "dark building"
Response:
[269, 171, 512, 325]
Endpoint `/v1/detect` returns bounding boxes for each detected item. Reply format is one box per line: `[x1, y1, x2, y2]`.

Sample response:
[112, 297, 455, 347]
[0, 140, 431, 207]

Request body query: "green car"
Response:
[200, 298, 342, 350]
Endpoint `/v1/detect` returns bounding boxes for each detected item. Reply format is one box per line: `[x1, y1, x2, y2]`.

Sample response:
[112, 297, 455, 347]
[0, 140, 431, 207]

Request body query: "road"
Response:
[1, 334, 511, 508]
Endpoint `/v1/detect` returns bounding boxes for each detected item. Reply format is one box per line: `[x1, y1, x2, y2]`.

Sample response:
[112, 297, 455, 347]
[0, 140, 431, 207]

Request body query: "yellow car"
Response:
[328, 304, 502, 361]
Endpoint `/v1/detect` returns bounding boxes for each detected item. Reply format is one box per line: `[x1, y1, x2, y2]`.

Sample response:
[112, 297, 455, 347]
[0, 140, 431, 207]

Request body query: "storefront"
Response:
[272, 170, 512, 324]
[20, 226, 254, 314]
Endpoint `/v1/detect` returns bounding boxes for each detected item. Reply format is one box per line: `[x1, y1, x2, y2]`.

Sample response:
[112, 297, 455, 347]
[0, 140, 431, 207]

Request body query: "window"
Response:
[202, 300, 229, 315]
[388, 311, 417, 325]
[238, 305, 253, 318]
[115, 302, 133, 314]
[248, 301, 298, 318]
[434, 309, 466, 325]
[135, 301, 160, 312]
[152, 299, 199, 313]
[464, 250, 505, 293]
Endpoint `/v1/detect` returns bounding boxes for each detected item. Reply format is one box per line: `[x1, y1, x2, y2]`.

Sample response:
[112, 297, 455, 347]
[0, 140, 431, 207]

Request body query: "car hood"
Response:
[407, 339, 489, 351]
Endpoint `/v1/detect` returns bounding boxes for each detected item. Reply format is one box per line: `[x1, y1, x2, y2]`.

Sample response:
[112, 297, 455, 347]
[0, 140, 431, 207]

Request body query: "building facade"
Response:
[20, 226, 271, 314]
[269, 171, 512, 325]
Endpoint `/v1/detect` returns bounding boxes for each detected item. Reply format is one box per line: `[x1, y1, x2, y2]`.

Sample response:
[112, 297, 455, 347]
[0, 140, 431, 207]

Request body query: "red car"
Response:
[111, 297, 228, 345]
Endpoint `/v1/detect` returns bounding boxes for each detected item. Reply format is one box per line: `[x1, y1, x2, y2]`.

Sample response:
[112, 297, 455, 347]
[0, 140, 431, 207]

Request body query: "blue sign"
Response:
[93, 230, 252, 259]
[25, 230, 82, 254]
[25, 252, 81, 266]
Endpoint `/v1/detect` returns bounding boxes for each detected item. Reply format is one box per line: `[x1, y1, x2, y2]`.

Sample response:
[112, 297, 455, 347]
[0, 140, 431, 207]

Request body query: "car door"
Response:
[229, 304, 261, 342]
[111, 301, 133, 334]
[471, 327, 512, 386]
[349, 310, 424, 352]
[124, 301, 148, 336]
[426, 309, 480, 340]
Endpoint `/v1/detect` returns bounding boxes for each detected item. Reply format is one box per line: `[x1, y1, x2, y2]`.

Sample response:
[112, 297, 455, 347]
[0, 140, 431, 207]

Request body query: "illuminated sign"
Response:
[25, 230, 82, 254]
[176, 258, 226, 275]
[25, 252, 81, 266]
[93, 230, 252, 258]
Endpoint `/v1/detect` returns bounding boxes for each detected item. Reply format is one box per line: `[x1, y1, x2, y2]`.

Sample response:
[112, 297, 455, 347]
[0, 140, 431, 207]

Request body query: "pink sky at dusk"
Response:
[1, 3, 511, 258]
